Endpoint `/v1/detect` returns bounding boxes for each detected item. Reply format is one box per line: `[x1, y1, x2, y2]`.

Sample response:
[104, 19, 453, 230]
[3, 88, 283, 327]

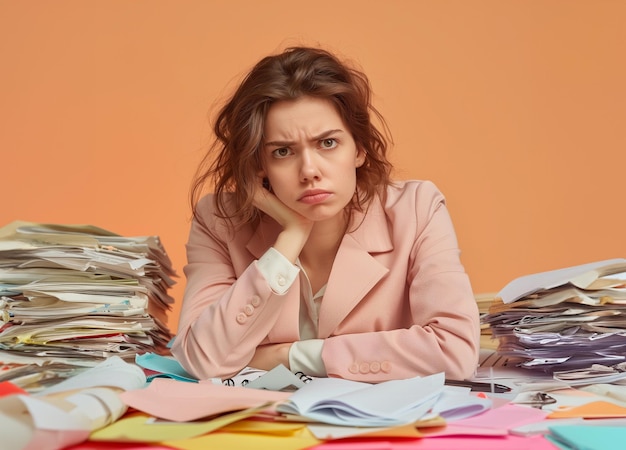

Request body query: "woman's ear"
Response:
[356, 148, 366, 168]
[257, 170, 271, 190]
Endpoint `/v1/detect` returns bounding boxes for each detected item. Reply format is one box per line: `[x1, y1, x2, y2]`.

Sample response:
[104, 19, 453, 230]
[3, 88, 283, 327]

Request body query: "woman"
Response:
[171, 46, 480, 383]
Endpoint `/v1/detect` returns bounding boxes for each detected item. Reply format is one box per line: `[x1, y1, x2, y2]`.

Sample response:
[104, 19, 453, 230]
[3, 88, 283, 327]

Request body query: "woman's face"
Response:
[261, 96, 365, 223]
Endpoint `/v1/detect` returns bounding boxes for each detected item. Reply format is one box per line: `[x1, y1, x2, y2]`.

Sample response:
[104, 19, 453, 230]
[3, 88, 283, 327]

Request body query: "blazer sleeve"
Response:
[170, 196, 300, 380]
[321, 182, 480, 382]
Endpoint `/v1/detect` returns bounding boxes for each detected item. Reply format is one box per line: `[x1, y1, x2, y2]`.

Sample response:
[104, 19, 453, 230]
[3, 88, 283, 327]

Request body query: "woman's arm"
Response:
[170, 200, 294, 379]
[171, 187, 314, 380]
[320, 182, 480, 382]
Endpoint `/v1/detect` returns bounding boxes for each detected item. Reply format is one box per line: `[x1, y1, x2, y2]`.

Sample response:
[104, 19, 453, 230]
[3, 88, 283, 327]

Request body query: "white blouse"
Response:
[257, 247, 326, 376]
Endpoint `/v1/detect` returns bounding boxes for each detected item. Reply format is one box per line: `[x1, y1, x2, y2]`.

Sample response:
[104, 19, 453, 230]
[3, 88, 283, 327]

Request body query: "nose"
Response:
[299, 149, 321, 183]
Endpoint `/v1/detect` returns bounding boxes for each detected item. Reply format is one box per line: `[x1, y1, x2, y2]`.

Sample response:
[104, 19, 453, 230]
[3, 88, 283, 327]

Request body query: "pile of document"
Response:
[482, 258, 626, 372]
[0, 356, 148, 449]
[475, 292, 498, 350]
[0, 221, 176, 373]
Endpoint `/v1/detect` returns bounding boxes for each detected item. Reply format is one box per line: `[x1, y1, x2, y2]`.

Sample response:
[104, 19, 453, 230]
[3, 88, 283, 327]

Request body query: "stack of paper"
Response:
[475, 292, 499, 350]
[482, 259, 626, 372]
[0, 356, 147, 450]
[0, 221, 176, 377]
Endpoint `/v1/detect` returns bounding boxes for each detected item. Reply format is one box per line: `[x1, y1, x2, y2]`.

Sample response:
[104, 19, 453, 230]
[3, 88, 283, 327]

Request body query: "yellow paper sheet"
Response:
[163, 426, 320, 450]
[90, 404, 270, 442]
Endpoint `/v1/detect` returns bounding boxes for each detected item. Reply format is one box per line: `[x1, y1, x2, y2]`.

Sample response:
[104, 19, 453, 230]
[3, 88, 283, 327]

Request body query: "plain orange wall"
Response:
[2, 1, 625, 333]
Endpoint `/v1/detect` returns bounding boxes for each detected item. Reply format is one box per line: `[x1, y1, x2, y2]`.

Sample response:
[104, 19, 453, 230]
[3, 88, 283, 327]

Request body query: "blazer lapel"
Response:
[318, 199, 393, 338]
[244, 199, 394, 339]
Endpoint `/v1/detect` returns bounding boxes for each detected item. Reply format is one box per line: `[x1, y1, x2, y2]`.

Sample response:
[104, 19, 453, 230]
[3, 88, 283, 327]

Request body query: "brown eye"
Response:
[321, 138, 337, 149]
[272, 147, 292, 158]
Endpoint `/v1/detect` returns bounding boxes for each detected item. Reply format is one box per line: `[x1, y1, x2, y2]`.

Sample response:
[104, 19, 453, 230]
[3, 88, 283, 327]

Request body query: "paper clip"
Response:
[515, 391, 557, 409]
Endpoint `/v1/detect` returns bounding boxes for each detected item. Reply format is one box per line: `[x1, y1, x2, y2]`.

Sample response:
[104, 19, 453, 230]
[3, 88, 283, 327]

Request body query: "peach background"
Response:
[2, 1, 625, 332]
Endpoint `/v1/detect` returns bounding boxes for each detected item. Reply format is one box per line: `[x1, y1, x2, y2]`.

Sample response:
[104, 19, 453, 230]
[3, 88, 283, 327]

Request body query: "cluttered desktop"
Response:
[1, 222, 626, 450]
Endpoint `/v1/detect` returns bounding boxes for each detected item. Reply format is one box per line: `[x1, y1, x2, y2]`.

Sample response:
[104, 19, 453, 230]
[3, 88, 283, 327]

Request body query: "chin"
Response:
[306, 209, 345, 223]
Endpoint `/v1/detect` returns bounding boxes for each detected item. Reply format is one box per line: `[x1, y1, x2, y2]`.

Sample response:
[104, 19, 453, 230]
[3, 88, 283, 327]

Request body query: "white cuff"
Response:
[289, 339, 327, 377]
[256, 247, 299, 295]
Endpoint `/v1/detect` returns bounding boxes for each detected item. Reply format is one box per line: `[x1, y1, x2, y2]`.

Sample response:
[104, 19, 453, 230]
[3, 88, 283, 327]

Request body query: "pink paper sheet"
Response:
[119, 378, 291, 422]
[310, 434, 558, 450]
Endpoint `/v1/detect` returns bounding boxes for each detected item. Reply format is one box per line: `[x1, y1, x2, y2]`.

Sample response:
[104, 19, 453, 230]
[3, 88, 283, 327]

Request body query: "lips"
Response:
[298, 189, 332, 204]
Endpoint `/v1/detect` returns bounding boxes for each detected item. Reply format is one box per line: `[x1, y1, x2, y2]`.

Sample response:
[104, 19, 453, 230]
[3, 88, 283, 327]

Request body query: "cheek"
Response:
[265, 173, 290, 197]
[270, 184, 295, 206]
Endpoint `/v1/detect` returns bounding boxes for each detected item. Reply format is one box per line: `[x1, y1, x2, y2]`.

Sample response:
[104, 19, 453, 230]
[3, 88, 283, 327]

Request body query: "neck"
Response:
[300, 213, 348, 266]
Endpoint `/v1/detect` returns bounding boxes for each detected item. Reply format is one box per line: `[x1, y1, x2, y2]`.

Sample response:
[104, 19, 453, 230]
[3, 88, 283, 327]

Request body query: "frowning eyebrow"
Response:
[264, 129, 344, 147]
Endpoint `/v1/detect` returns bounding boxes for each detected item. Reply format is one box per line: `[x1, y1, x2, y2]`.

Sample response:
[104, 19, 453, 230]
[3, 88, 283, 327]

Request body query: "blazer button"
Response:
[236, 312, 247, 324]
[369, 361, 381, 373]
[380, 361, 392, 373]
[250, 295, 261, 307]
[244, 304, 255, 316]
[348, 363, 359, 374]
[359, 362, 370, 374]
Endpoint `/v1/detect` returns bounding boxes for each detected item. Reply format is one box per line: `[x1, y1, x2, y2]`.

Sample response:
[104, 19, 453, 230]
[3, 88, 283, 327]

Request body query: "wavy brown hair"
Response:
[191, 46, 393, 227]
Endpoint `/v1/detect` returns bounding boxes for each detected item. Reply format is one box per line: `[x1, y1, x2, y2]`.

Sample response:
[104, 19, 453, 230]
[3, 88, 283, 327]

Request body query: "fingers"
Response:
[251, 179, 313, 236]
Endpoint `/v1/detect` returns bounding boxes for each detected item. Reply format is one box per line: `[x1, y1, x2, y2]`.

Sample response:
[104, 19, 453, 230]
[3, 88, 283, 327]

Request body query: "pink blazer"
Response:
[172, 180, 480, 382]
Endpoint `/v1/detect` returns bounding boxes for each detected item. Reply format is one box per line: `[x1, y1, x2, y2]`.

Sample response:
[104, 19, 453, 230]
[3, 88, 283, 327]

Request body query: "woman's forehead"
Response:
[264, 97, 346, 141]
